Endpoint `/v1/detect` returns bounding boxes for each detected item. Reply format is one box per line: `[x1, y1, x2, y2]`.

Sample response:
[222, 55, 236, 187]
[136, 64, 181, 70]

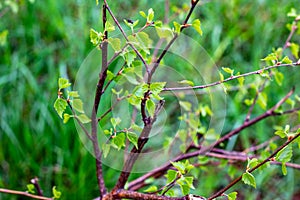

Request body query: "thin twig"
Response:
[0, 188, 52, 200]
[31, 177, 43, 196]
[163, 63, 299, 91]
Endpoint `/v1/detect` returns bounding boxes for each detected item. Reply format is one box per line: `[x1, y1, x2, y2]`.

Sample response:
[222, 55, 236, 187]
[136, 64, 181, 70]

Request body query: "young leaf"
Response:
[165, 169, 178, 183]
[155, 26, 174, 39]
[68, 91, 79, 98]
[150, 82, 166, 94]
[111, 117, 121, 129]
[58, 78, 71, 89]
[222, 67, 234, 76]
[247, 158, 258, 170]
[146, 99, 156, 117]
[102, 144, 111, 158]
[127, 131, 138, 149]
[108, 38, 121, 52]
[179, 183, 190, 195]
[281, 56, 293, 64]
[261, 53, 278, 62]
[276, 145, 293, 163]
[90, 28, 102, 46]
[26, 184, 35, 194]
[242, 172, 256, 188]
[178, 80, 194, 86]
[287, 8, 297, 17]
[219, 71, 224, 82]
[72, 99, 84, 113]
[54, 98, 68, 118]
[282, 163, 288, 175]
[290, 43, 299, 59]
[52, 186, 62, 199]
[139, 11, 147, 18]
[192, 19, 203, 36]
[105, 21, 115, 32]
[173, 21, 181, 34]
[112, 132, 126, 150]
[228, 192, 238, 200]
[144, 185, 158, 193]
[77, 114, 91, 124]
[63, 113, 71, 124]
[147, 8, 154, 22]
[274, 130, 287, 138]
[274, 71, 284, 86]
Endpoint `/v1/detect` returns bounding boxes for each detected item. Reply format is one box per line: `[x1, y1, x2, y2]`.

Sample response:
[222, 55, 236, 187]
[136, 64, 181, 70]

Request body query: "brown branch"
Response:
[127, 88, 295, 190]
[0, 188, 52, 200]
[163, 63, 299, 91]
[283, 19, 298, 51]
[207, 131, 300, 200]
[30, 177, 43, 196]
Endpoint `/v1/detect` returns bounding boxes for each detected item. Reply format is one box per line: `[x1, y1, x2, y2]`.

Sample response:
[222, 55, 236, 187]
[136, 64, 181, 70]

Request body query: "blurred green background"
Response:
[0, 0, 299, 199]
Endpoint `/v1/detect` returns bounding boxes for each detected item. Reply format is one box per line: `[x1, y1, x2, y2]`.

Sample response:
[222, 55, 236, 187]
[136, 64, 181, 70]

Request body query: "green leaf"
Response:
[242, 172, 256, 188]
[58, 78, 71, 89]
[76, 114, 91, 124]
[228, 192, 238, 200]
[127, 131, 138, 149]
[282, 163, 287, 175]
[63, 113, 71, 124]
[247, 158, 258, 170]
[0, 30, 8, 46]
[219, 72, 224, 82]
[183, 176, 195, 189]
[68, 91, 79, 97]
[274, 71, 284, 86]
[123, 67, 139, 85]
[290, 43, 299, 59]
[105, 21, 115, 32]
[144, 185, 158, 193]
[274, 130, 287, 138]
[108, 38, 121, 52]
[128, 95, 141, 106]
[173, 21, 181, 34]
[54, 98, 68, 118]
[90, 28, 102, 46]
[192, 19, 203, 36]
[26, 184, 35, 194]
[222, 67, 234, 76]
[276, 145, 293, 163]
[72, 99, 84, 113]
[147, 8, 154, 22]
[136, 32, 152, 54]
[132, 20, 139, 28]
[178, 80, 194, 86]
[171, 160, 194, 174]
[112, 132, 126, 150]
[179, 101, 192, 112]
[261, 53, 278, 62]
[122, 51, 136, 67]
[287, 8, 297, 17]
[96, 0, 99, 5]
[257, 92, 267, 110]
[52, 186, 62, 199]
[111, 117, 121, 129]
[179, 183, 190, 195]
[165, 169, 177, 183]
[281, 56, 293, 64]
[102, 144, 110, 158]
[146, 99, 156, 117]
[155, 26, 174, 39]
[237, 76, 245, 86]
[139, 11, 147, 18]
[150, 82, 166, 94]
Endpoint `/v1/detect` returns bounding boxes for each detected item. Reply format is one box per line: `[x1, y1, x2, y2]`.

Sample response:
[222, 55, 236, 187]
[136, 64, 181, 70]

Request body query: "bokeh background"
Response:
[0, 0, 299, 199]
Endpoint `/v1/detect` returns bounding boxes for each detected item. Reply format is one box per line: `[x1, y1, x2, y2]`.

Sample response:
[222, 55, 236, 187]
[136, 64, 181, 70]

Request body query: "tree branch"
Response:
[163, 63, 299, 91]
[0, 188, 52, 200]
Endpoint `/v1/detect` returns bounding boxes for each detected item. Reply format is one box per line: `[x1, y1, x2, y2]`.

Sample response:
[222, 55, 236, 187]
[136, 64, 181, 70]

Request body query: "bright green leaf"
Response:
[178, 80, 194, 86]
[54, 98, 68, 118]
[90, 28, 102, 46]
[102, 144, 110, 158]
[192, 19, 203, 36]
[165, 169, 177, 183]
[276, 145, 293, 163]
[155, 26, 174, 39]
[63, 113, 71, 124]
[290, 43, 299, 59]
[140, 11, 147, 18]
[147, 8, 154, 22]
[58, 78, 71, 89]
[144, 185, 158, 193]
[274, 130, 287, 138]
[173, 21, 181, 34]
[77, 114, 91, 124]
[287, 8, 297, 17]
[105, 21, 115, 32]
[112, 132, 126, 150]
[127, 131, 138, 149]
[282, 163, 288, 175]
[247, 158, 258, 169]
[52, 186, 61, 199]
[242, 172, 256, 188]
[150, 82, 166, 94]
[219, 72, 224, 82]
[72, 99, 84, 113]
[222, 67, 234, 76]
[261, 53, 278, 62]
[68, 91, 79, 98]
[274, 71, 284, 86]
[257, 92, 267, 110]
[0, 30, 8, 46]
[281, 56, 293, 64]
[179, 183, 190, 195]
[228, 192, 238, 200]
[108, 38, 122, 52]
[111, 117, 121, 128]
[26, 184, 35, 194]
[146, 99, 156, 117]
